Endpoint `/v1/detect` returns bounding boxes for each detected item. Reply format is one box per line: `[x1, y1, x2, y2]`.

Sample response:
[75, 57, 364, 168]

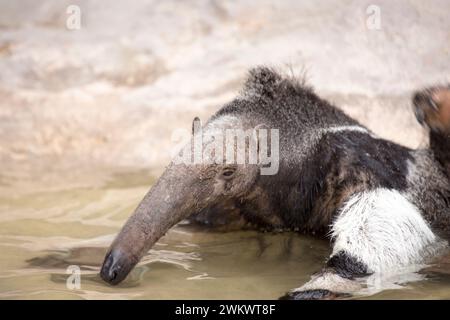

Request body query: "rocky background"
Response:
[0, 0, 449, 174]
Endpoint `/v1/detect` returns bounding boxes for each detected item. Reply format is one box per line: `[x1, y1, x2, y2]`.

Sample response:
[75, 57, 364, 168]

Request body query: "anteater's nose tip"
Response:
[100, 250, 124, 285]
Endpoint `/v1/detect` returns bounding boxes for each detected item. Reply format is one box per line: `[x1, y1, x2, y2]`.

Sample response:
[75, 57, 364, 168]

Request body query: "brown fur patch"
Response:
[414, 86, 450, 134]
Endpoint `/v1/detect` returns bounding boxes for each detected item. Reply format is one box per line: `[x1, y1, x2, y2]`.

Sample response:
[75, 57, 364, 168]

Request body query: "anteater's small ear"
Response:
[192, 117, 201, 135]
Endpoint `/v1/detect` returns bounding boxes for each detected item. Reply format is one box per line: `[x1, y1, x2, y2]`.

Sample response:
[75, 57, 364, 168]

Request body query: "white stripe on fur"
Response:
[323, 125, 369, 134]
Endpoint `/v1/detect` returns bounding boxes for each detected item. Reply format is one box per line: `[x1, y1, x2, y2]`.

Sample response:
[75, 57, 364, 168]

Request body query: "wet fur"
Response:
[190, 67, 450, 299]
[103, 66, 450, 298]
[195, 68, 450, 237]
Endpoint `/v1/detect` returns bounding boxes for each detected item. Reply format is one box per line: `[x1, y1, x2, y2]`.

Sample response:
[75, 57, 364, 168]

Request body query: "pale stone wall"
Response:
[0, 0, 448, 170]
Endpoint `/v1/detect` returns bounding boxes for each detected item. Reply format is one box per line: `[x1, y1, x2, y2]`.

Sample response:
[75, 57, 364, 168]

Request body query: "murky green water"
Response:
[0, 168, 449, 300]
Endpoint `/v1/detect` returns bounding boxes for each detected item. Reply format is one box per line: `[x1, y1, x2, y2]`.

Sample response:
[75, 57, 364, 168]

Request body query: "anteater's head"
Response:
[100, 115, 281, 285]
[100, 67, 319, 285]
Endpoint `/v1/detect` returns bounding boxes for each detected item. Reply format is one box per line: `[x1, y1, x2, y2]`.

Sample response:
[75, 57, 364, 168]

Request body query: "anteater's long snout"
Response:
[100, 164, 197, 285]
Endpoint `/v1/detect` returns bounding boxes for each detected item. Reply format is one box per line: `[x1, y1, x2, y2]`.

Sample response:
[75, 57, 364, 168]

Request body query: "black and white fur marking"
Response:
[101, 67, 450, 298]
[197, 68, 450, 299]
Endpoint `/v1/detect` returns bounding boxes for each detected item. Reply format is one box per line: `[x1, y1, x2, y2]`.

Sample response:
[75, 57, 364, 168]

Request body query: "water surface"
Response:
[0, 168, 449, 299]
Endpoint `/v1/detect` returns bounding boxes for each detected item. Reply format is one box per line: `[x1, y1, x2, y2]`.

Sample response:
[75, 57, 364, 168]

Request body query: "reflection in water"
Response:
[0, 169, 449, 299]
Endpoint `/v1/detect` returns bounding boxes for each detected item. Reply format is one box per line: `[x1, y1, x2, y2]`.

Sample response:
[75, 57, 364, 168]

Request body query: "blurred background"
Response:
[0, 0, 449, 299]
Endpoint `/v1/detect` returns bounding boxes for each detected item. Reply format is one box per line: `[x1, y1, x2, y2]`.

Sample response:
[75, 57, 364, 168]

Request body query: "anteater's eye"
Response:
[221, 168, 236, 179]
